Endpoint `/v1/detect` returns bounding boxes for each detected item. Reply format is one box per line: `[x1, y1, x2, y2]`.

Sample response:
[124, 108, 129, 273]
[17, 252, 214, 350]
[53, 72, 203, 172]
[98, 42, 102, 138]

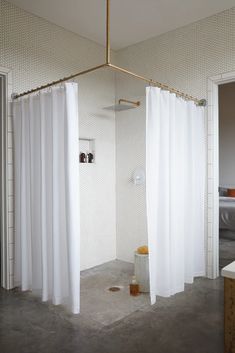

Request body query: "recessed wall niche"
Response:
[79, 138, 95, 164]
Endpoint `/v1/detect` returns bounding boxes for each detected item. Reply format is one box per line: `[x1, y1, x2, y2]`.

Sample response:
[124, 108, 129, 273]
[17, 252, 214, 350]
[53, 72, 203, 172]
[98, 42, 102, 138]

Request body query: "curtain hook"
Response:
[148, 80, 154, 88]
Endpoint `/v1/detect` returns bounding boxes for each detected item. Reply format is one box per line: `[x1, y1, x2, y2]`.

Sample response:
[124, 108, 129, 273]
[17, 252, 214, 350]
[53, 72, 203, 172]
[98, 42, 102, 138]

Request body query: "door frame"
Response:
[0, 66, 12, 289]
[207, 70, 235, 279]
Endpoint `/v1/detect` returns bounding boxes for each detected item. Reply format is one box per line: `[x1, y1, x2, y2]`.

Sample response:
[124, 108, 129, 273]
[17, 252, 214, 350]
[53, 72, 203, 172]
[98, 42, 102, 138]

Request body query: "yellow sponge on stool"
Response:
[137, 245, 149, 255]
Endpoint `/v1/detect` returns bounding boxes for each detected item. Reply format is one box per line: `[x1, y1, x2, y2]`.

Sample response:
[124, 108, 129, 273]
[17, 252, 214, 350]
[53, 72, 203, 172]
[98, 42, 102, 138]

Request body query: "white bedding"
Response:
[220, 197, 235, 230]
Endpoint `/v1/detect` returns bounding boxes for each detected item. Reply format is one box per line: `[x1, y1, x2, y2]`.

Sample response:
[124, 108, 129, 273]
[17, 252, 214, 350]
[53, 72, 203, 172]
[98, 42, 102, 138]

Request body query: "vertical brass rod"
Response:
[106, 0, 111, 64]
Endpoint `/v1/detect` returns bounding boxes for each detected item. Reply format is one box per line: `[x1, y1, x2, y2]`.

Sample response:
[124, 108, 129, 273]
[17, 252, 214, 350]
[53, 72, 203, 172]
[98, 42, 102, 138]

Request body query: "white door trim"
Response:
[207, 70, 235, 279]
[0, 66, 12, 289]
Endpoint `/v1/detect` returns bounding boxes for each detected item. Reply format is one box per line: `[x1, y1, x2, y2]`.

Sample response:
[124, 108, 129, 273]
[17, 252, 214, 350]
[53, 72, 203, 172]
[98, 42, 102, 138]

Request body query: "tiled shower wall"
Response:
[115, 7, 235, 276]
[0, 0, 117, 287]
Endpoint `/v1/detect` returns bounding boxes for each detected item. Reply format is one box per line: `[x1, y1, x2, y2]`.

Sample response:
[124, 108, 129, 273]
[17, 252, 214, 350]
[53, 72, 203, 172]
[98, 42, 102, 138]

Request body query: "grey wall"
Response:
[219, 82, 235, 188]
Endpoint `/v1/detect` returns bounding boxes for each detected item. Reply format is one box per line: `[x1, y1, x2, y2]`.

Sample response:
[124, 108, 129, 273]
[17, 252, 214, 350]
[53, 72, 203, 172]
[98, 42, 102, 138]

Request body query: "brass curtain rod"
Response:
[13, 0, 206, 106]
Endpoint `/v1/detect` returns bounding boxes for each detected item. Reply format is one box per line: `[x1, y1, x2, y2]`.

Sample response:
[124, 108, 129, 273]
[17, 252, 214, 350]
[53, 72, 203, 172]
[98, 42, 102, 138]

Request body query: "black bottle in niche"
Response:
[87, 153, 94, 163]
[80, 152, 86, 163]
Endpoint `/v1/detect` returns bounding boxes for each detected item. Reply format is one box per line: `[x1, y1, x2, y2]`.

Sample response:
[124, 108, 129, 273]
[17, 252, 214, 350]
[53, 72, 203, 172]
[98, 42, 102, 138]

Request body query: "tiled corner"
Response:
[207, 266, 213, 279]
[8, 115, 13, 132]
[1, 67, 15, 289]
[8, 164, 13, 180]
[8, 180, 14, 196]
[8, 227, 14, 243]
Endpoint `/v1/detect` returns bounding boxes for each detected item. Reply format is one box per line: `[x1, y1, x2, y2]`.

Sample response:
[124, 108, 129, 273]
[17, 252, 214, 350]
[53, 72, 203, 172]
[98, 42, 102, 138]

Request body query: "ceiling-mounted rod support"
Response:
[106, 0, 111, 64]
[12, 0, 206, 105]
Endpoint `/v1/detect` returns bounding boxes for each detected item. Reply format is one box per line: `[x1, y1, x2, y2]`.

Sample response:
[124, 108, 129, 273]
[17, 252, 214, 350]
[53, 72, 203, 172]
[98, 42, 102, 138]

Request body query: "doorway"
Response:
[218, 82, 235, 269]
[208, 71, 235, 279]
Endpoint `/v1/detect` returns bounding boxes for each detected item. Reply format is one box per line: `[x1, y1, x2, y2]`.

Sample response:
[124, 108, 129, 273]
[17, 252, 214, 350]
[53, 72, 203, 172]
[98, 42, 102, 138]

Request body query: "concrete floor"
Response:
[2, 240, 234, 353]
[219, 237, 235, 268]
[80, 260, 150, 326]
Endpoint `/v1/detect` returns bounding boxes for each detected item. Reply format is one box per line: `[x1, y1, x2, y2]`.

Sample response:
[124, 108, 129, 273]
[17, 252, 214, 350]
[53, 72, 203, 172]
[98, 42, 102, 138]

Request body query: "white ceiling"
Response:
[7, 0, 235, 50]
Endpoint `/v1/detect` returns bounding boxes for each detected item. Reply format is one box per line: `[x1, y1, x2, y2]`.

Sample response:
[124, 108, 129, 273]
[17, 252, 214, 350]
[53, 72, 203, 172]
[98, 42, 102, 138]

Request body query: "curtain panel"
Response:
[13, 83, 80, 313]
[146, 87, 205, 304]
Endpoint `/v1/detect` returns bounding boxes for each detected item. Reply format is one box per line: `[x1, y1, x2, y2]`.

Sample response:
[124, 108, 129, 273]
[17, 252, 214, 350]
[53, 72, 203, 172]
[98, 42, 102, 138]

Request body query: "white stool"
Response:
[134, 252, 150, 293]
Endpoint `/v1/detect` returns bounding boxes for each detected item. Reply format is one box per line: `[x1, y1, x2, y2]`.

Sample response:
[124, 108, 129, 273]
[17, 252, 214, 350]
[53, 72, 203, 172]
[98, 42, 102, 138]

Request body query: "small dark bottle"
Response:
[80, 152, 86, 163]
[87, 153, 94, 163]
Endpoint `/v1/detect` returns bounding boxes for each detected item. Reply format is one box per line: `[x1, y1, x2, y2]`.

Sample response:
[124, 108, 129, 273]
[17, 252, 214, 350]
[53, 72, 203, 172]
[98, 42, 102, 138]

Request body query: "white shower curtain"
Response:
[146, 87, 205, 305]
[13, 83, 80, 314]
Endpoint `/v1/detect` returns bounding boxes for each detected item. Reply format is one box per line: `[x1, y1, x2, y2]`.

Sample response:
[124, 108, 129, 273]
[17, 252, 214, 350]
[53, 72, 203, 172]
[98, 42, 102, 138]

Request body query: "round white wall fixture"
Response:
[132, 167, 145, 185]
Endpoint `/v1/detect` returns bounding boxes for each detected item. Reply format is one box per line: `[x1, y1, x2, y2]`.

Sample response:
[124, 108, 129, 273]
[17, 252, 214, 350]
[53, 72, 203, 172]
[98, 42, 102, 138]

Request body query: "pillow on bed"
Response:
[219, 187, 228, 196]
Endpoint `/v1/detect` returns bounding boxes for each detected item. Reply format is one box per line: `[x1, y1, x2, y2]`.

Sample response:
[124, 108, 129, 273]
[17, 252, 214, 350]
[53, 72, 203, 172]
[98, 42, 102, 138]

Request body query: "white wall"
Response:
[116, 7, 235, 99]
[115, 7, 235, 271]
[219, 82, 235, 188]
[116, 95, 147, 263]
[78, 71, 116, 270]
[0, 0, 116, 279]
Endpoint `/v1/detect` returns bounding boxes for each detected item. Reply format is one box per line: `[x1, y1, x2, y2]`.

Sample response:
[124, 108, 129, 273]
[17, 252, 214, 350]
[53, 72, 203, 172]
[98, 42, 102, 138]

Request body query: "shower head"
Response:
[104, 99, 140, 112]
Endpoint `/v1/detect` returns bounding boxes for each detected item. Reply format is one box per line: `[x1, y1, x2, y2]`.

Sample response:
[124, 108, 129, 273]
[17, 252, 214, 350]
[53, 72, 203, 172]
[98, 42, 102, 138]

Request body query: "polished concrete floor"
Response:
[0, 261, 224, 353]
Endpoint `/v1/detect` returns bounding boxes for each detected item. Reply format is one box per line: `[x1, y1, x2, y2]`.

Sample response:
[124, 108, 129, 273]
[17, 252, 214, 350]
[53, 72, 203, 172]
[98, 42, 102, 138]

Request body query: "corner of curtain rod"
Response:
[197, 99, 207, 107]
[11, 93, 18, 100]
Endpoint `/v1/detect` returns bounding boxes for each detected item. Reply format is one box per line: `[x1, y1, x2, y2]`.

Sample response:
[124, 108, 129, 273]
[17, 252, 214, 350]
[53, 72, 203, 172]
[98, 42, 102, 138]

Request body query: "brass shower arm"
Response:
[118, 99, 140, 107]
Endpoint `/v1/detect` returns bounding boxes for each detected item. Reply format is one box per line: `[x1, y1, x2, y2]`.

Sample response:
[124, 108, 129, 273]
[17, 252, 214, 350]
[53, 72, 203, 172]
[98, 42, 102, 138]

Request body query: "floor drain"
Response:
[108, 286, 121, 292]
